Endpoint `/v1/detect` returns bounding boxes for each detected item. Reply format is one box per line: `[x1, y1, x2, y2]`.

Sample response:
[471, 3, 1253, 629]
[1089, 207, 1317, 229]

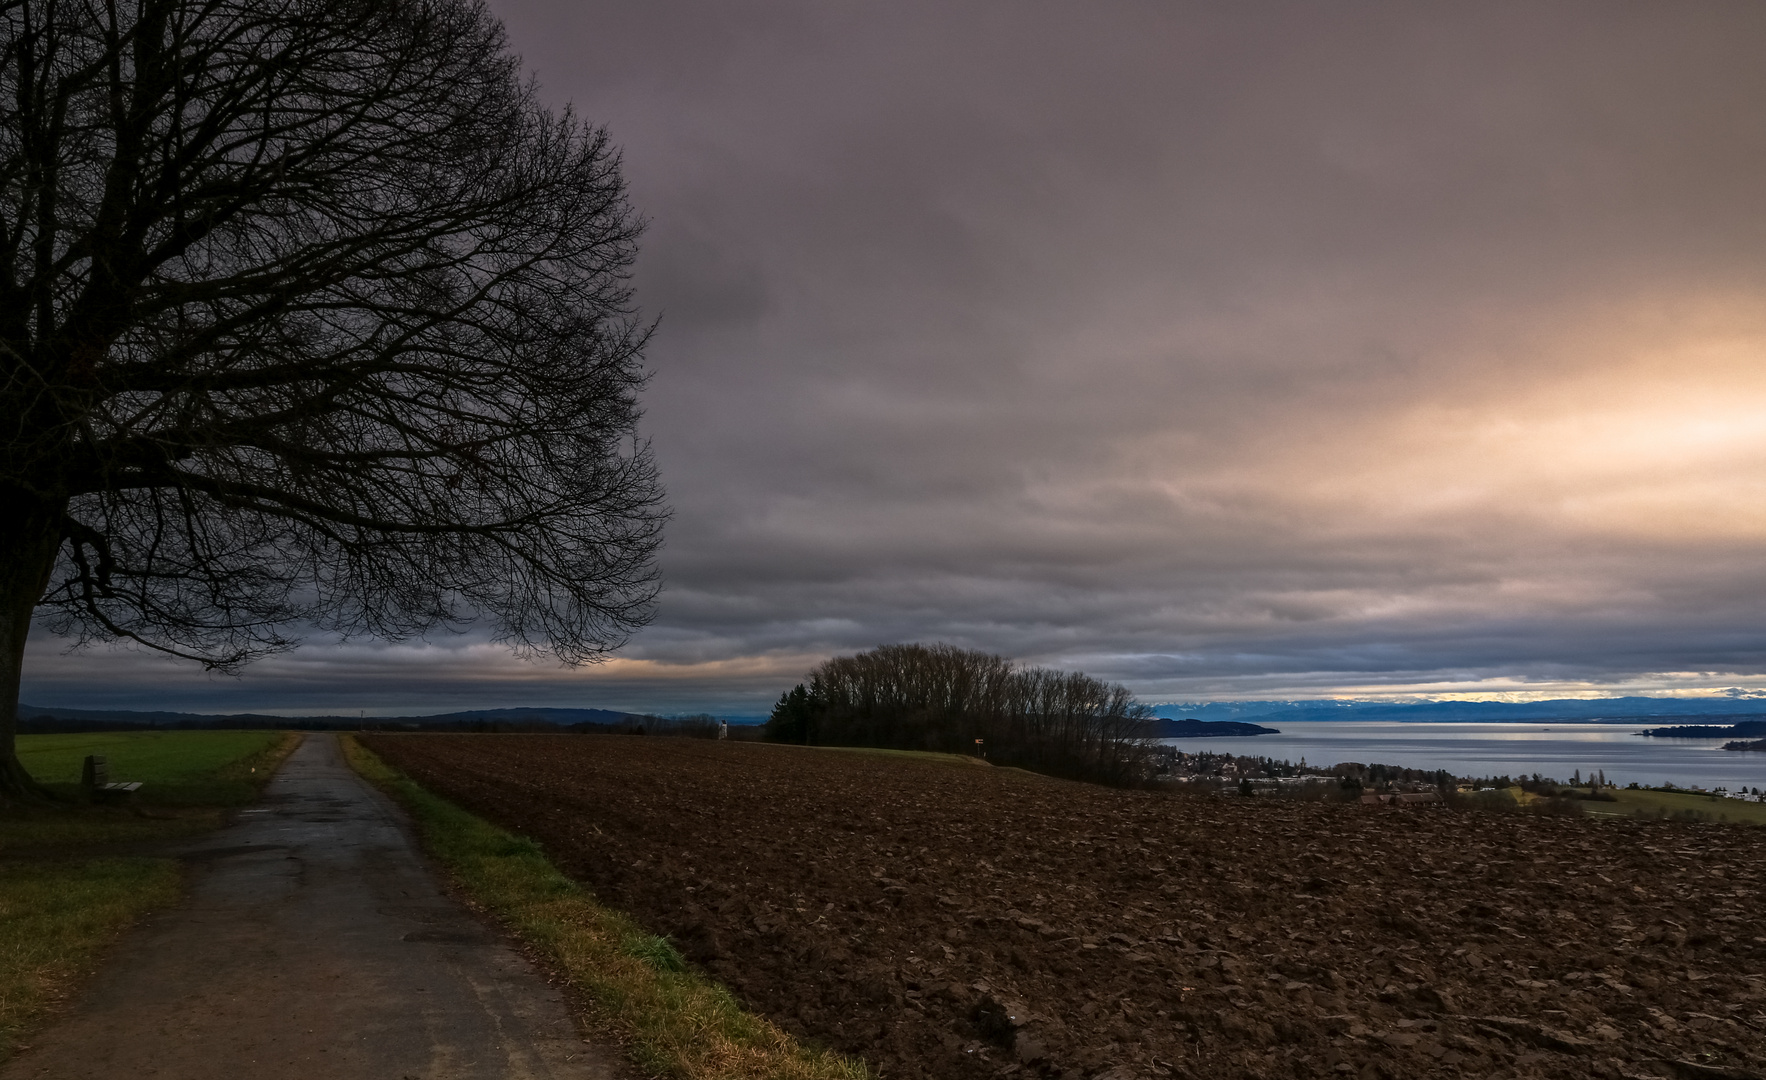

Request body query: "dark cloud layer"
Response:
[28, 2, 1766, 713]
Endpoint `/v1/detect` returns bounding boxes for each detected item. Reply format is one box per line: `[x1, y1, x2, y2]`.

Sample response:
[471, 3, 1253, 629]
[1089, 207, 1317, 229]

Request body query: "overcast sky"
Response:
[27, 1, 1766, 715]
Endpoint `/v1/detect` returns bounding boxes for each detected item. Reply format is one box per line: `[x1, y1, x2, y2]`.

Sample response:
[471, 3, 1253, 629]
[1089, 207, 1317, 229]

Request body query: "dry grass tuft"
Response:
[340, 735, 868, 1080]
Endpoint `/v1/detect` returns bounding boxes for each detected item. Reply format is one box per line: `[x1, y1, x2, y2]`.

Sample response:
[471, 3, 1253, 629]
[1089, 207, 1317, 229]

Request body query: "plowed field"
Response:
[362, 734, 1766, 1080]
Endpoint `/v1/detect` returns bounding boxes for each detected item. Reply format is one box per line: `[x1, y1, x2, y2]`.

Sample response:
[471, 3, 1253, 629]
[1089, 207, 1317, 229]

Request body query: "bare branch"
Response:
[1, 0, 665, 677]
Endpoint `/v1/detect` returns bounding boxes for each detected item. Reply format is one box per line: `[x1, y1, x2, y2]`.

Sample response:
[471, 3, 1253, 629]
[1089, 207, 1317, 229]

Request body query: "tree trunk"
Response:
[0, 492, 65, 806]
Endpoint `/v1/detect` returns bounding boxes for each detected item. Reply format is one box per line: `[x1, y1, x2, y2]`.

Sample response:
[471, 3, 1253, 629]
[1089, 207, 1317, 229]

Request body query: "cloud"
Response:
[29, 1, 1766, 713]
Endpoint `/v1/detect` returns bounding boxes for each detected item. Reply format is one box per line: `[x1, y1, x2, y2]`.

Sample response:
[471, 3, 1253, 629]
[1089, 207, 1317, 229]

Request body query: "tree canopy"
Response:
[0, 0, 666, 799]
[767, 644, 1156, 786]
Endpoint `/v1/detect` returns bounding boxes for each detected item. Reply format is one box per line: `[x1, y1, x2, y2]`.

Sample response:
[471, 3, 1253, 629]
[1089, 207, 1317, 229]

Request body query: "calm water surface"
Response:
[1156, 721, 1766, 792]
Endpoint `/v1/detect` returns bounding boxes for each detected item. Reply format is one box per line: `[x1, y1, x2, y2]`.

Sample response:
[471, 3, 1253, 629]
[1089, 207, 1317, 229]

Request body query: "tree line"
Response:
[767, 643, 1156, 786]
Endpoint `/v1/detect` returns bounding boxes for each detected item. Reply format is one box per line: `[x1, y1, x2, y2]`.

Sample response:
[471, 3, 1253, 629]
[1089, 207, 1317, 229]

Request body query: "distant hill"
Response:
[1151, 696, 1766, 725]
[1146, 718, 1278, 738]
[30, 696, 1766, 733]
[406, 707, 652, 725]
[17, 703, 653, 733]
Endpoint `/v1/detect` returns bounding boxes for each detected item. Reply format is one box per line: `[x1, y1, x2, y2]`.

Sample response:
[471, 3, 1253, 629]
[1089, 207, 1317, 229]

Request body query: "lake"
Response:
[1155, 721, 1766, 793]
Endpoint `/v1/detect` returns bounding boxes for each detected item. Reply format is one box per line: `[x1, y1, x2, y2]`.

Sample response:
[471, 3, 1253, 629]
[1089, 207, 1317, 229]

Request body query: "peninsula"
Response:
[1146, 717, 1280, 738]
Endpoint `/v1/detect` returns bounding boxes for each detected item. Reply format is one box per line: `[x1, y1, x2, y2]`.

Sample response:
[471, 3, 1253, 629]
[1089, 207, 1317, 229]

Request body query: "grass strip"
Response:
[339, 735, 869, 1080]
[0, 858, 182, 1060]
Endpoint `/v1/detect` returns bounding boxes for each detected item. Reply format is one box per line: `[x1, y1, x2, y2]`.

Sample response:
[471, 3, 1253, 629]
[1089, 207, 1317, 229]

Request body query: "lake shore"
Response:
[1154, 721, 1766, 793]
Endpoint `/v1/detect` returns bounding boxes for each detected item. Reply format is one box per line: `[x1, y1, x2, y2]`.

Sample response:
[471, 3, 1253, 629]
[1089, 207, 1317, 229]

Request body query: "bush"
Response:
[1532, 795, 1585, 817]
[1453, 789, 1522, 813]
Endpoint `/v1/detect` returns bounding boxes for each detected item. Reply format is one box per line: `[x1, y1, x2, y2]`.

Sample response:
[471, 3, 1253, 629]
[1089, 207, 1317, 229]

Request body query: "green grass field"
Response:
[18, 730, 287, 805]
[0, 730, 300, 1062]
[1454, 784, 1766, 824]
[2, 731, 298, 855]
[1476, 783, 1766, 825]
[1586, 786, 1766, 825]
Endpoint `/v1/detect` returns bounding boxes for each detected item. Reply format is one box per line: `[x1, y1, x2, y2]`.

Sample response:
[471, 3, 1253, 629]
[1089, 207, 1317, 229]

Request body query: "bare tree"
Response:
[0, 0, 666, 800]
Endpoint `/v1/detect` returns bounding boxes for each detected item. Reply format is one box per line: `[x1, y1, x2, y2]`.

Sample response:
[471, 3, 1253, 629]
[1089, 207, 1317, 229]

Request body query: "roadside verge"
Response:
[339, 735, 869, 1080]
[0, 730, 303, 1061]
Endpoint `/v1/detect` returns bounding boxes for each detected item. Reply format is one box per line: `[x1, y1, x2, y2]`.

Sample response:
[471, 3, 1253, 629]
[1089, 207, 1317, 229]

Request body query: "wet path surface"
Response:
[2, 734, 616, 1080]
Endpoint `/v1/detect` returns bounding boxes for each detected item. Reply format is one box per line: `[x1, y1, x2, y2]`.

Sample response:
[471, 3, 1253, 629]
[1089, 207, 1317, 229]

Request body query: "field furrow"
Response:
[364, 734, 1766, 1080]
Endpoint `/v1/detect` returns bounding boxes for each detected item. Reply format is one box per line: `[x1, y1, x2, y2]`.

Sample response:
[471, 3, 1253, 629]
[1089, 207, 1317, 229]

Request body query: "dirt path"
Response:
[2, 734, 616, 1080]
